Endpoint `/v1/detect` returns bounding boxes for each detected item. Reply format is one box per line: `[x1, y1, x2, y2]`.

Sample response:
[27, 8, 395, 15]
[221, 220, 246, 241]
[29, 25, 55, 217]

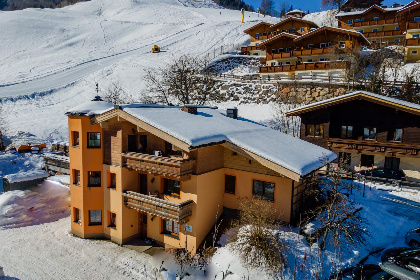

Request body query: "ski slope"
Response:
[0, 0, 281, 140]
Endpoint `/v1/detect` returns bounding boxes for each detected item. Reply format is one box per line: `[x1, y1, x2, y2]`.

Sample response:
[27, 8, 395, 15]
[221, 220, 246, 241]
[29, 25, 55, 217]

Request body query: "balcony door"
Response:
[140, 173, 147, 195]
[128, 135, 138, 152]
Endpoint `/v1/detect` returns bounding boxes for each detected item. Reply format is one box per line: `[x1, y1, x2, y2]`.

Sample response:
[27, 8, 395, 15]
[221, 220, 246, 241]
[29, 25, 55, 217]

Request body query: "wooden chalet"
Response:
[286, 91, 420, 182]
[341, 0, 384, 12]
[397, 1, 420, 61]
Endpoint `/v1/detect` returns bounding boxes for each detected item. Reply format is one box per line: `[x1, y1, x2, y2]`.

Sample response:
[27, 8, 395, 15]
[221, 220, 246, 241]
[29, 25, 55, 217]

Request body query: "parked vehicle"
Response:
[352, 264, 395, 280]
[380, 247, 420, 280]
[406, 228, 420, 249]
[360, 168, 407, 181]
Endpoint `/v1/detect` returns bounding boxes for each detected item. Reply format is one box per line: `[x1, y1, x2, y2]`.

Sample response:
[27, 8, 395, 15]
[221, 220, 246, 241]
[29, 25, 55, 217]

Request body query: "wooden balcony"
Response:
[241, 46, 261, 53]
[363, 30, 404, 38]
[266, 47, 338, 60]
[122, 152, 195, 181]
[123, 191, 193, 223]
[327, 138, 420, 157]
[353, 18, 397, 27]
[406, 38, 420, 46]
[407, 21, 420, 30]
[260, 61, 348, 73]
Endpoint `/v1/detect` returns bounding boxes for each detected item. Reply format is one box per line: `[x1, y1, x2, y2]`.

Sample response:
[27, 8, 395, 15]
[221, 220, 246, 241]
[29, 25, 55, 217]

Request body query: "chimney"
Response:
[181, 105, 198, 115]
[226, 108, 238, 119]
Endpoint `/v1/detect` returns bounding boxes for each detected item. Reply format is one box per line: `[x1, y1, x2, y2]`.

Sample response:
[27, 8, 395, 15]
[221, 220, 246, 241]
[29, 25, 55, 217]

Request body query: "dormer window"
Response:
[373, 17, 380, 20]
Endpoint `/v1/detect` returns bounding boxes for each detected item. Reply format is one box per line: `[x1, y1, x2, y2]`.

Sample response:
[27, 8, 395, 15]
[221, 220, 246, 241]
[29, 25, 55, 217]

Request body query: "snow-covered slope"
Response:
[0, 0, 277, 140]
[303, 9, 338, 27]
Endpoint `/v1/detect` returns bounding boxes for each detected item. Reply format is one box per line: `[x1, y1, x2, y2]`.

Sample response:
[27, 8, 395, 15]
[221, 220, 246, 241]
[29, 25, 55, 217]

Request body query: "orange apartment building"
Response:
[257, 26, 369, 78]
[241, 17, 319, 56]
[66, 99, 336, 253]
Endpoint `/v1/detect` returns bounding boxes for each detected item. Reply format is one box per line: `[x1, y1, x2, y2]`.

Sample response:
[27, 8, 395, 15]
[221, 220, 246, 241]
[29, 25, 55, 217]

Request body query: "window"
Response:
[281, 29, 285, 32]
[412, 50, 418, 55]
[338, 152, 351, 166]
[109, 173, 116, 189]
[164, 179, 180, 196]
[271, 62, 275, 66]
[87, 132, 101, 148]
[361, 154, 374, 167]
[306, 124, 323, 137]
[285, 48, 291, 52]
[73, 169, 80, 186]
[385, 157, 400, 170]
[289, 28, 296, 33]
[307, 59, 313, 62]
[320, 58, 330, 61]
[308, 44, 314, 49]
[255, 33, 259, 38]
[320, 42, 331, 48]
[348, 19, 353, 25]
[253, 180, 275, 202]
[163, 219, 179, 236]
[278, 48, 284, 52]
[373, 17, 380, 20]
[341, 125, 353, 139]
[395, 26, 400, 31]
[363, 127, 376, 140]
[109, 212, 116, 228]
[373, 28, 378, 32]
[72, 131, 79, 147]
[74, 208, 81, 224]
[278, 61, 283, 65]
[359, 30, 364, 33]
[285, 61, 291, 65]
[394, 38, 400, 42]
[388, 128, 403, 142]
[413, 34, 420, 39]
[372, 40, 377, 44]
[414, 17, 420, 22]
[300, 27, 305, 32]
[88, 171, 101, 187]
[339, 41, 346, 48]
[262, 32, 266, 36]
[89, 210, 102, 225]
[272, 49, 277, 54]
[225, 175, 236, 194]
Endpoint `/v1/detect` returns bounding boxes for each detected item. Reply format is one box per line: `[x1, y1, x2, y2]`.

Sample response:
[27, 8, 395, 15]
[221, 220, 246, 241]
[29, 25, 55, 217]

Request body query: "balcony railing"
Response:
[260, 61, 348, 73]
[327, 138, 420, 156]
[123, 191, 193, 223]
[406, 38, 420, 46]
[241, 46, 261, 53]
[122, 152, 195, 181]
[266, 47, 337, 60]
[363, 30, 404, 38]
[407, 21, 420, 30]
[353, 18, 397, 27]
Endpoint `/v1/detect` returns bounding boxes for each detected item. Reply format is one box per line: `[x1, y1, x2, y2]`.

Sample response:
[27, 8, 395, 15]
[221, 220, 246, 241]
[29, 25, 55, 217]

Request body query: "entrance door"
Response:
[128, 135, 138, 152]
[140, 173, 147, 195]
[140, 213, 147, 238]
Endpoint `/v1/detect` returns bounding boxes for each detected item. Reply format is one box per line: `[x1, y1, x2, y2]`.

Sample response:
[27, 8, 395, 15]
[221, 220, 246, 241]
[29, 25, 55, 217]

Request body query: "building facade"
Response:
[286, 91, 420, 182]
[67, 100, 336, 253]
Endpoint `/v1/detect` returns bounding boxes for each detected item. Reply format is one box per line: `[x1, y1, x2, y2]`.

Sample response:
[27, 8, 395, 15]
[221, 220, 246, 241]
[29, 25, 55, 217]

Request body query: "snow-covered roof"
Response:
[111, 104, 336, 178]
[65, 100, 114, 116]
[270, 17, 318, 29]
[336, 5, 401, 16]
[43, 153, 70, 162]
[293, 26, 369, 44]
[286, 91, 420, 116]
[286, 10, 305, 14]
[4, 170, 49, 183]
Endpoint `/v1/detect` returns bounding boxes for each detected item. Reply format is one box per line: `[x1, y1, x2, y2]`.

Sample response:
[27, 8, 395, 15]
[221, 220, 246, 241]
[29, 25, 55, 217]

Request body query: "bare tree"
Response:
[103, 82, 135, 105]
[143, 55, 222, 105]
[260, 0, 275, 15]
[229, 198, 285, 275]
[302, 158, 368, 253]
[321, 0, 345, 11]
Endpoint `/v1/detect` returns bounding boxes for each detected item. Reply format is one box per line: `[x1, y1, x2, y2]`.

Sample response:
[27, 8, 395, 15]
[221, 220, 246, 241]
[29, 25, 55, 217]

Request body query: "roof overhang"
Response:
[243, 22, 272, 34]
[286, 92, 420, 116]
[270, 17, 318, 30]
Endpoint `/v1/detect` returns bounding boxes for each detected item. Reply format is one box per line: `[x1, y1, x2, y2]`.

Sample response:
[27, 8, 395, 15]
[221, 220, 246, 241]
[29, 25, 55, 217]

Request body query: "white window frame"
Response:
[339, 41, 346, 48]
[411, 50, 418, 55]
[300, 27, 305, 32]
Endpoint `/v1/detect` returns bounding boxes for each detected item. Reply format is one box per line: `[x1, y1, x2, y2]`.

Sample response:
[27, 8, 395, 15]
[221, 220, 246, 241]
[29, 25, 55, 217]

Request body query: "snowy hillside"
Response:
[0, 0, 279, 140]
[303, 9, 338, 27]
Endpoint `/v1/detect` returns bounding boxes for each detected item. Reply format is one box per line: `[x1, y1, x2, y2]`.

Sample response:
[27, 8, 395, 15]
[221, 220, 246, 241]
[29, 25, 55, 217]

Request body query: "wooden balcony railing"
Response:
[266, 47, 337, 60]
[327, 138, 420, 156]
[363, 30, 404, 38]
[405, 38, 420, 46]
[260, 61, 348, 73]
[123, 191, 193, 223]
[407, 21, 420, 30]
[353, 18, 397, 27]
[122, 152, 195, 181]
[241, 46, 261, 53]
